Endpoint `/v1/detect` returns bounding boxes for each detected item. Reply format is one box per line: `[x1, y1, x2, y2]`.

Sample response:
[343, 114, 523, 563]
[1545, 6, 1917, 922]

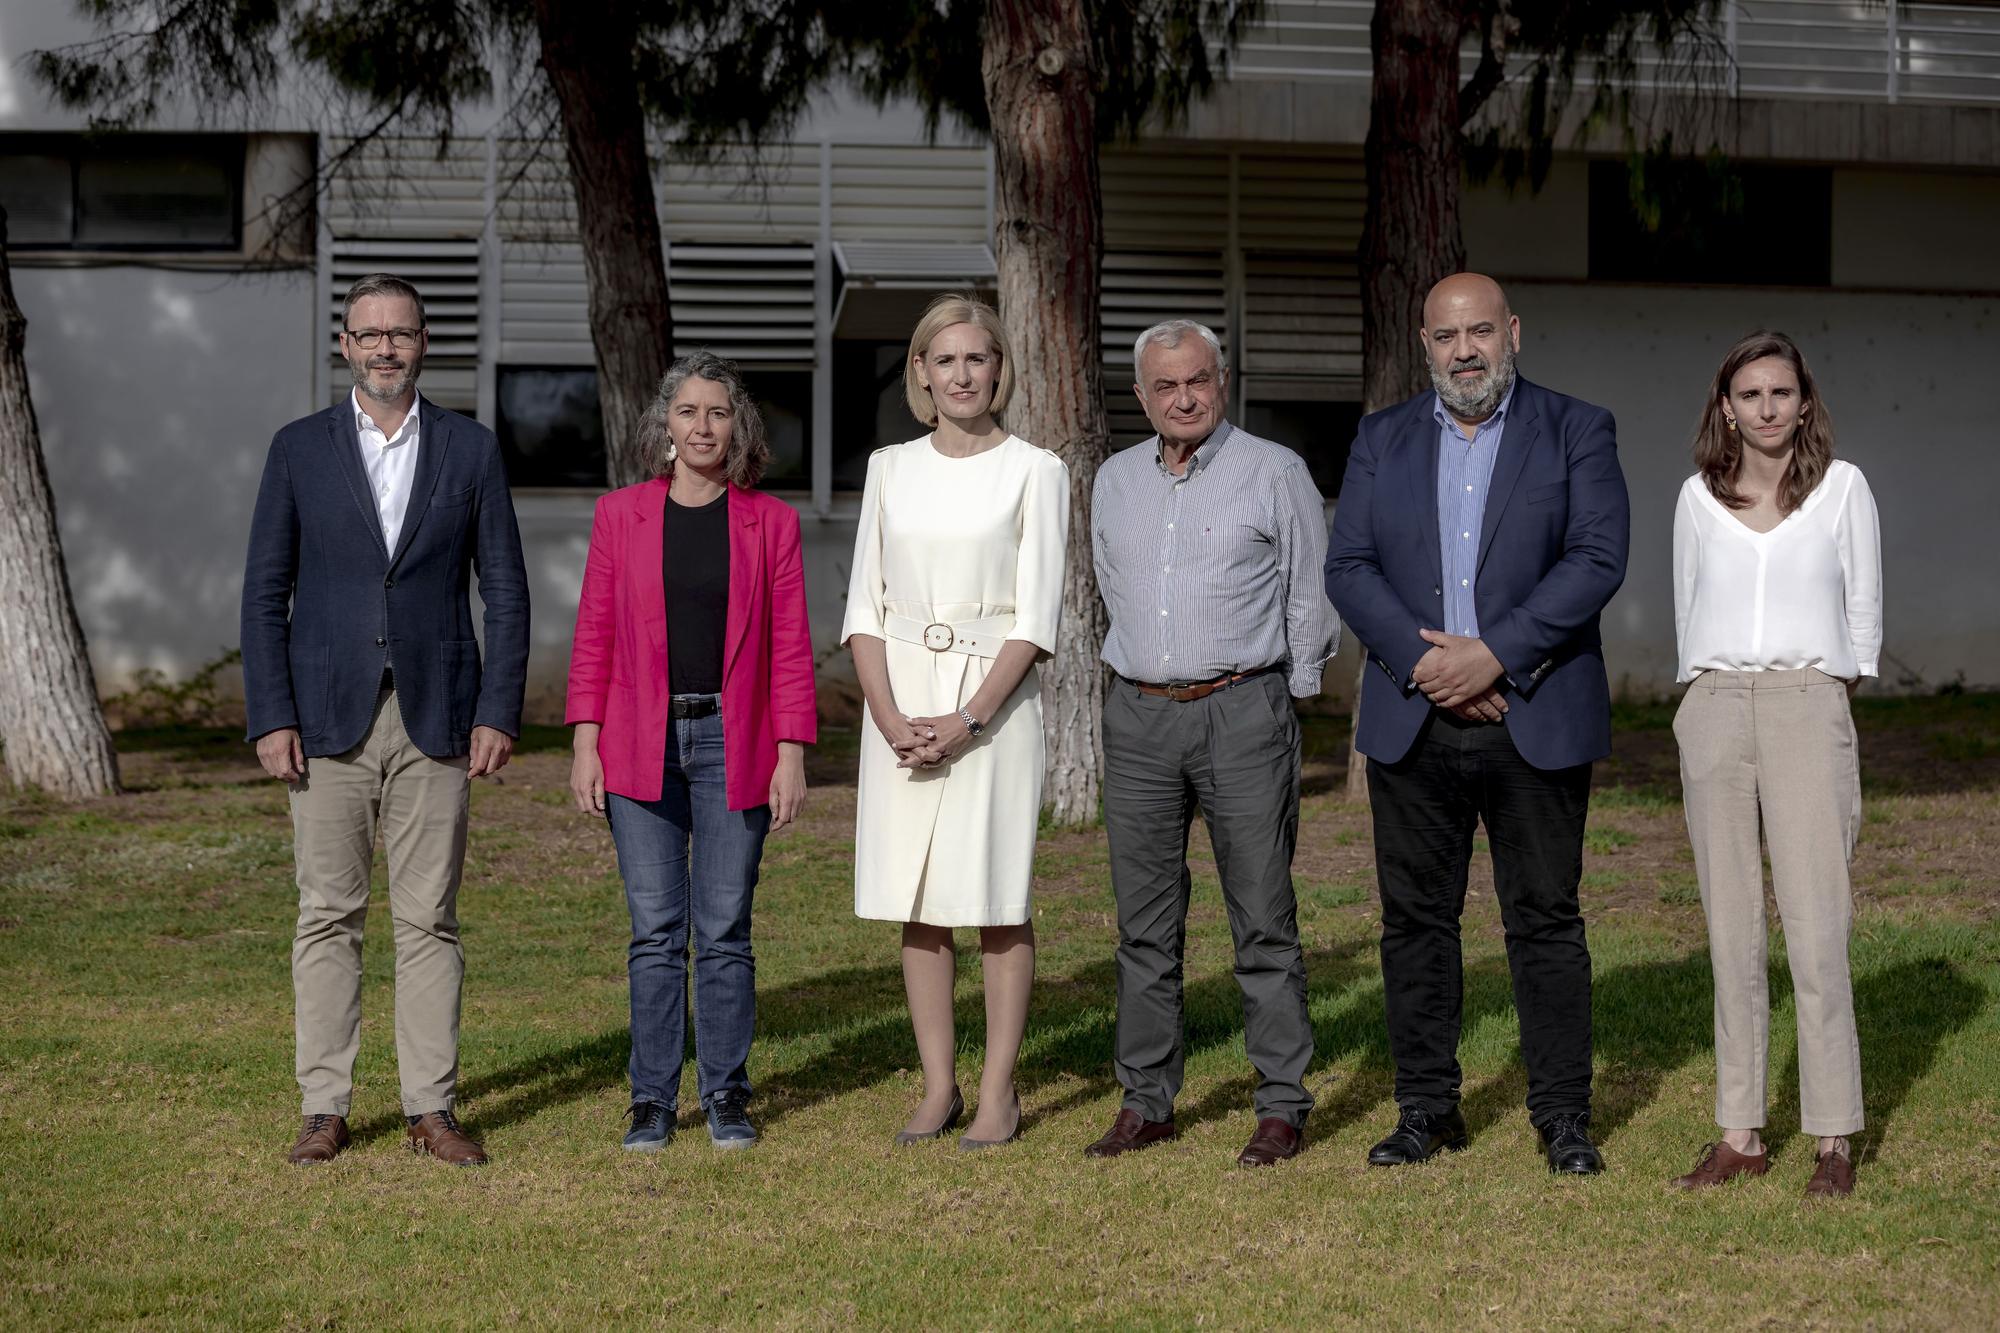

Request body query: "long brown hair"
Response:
[1693, 330, 1835, 515]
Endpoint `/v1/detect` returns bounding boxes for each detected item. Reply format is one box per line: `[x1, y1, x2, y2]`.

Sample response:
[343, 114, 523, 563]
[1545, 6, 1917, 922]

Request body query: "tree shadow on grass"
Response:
[1767, 955, 1987, 1166]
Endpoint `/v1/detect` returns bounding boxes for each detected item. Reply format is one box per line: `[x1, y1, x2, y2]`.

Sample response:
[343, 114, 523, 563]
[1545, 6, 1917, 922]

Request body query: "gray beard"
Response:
[1430, 351, 1516, 421]
[351, 356, 420, 403]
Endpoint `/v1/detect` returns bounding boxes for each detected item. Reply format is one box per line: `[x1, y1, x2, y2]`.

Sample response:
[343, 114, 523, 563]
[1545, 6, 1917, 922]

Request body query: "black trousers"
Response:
[1366, 711, 1594, 1127]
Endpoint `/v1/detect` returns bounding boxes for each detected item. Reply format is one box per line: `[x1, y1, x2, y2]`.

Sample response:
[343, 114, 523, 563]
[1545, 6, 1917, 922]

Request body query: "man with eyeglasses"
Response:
[241, 272, 529, 1168]
[1084, 318, 1340, 1168]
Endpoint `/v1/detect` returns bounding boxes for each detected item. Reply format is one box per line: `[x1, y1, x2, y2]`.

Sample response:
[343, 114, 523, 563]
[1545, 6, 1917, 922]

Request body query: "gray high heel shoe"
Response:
[957, 1100, 1023, 1152]
[894, 1088, 964, 1146]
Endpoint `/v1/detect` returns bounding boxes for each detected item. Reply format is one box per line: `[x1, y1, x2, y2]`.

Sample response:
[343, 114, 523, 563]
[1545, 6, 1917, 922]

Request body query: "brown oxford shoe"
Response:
[287, 1113, 350, 1165]
[406, 1110, 489, 1167]
[1237, 1117, 1303, 1168]
[1671, 1140, 1769, 1190]
[1083, 1107, 1177, 1159]
[1804, 1147, 1855, 1199]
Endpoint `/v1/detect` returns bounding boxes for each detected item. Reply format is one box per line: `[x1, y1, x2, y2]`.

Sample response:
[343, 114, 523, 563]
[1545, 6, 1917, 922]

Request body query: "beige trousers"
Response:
[1674, 667, 1864, 1137]
[290, 687, 469, 1116]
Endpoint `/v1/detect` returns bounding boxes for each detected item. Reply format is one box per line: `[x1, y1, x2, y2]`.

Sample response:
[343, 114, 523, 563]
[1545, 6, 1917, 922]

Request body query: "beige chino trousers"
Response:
[1673, 667, 1864, 1137]
[290, 687, 469, 1117]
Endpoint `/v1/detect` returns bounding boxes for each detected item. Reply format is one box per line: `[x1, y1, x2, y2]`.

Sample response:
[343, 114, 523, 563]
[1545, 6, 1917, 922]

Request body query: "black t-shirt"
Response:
[662, 490, 729, 696]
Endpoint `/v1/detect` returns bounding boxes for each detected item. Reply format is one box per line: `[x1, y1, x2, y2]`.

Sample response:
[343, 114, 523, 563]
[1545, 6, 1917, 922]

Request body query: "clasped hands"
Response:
[1411, 628, 1510, 724]
[887, 711, 978, 770]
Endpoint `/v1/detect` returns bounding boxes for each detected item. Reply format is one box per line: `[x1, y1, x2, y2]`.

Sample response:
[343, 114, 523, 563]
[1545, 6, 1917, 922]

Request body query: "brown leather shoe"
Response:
[1083, 1107, 1177, 1158]
[406, 1110, 489, 1166]
[1671, 1141, 1769, 1190]
[287, 1113, 350, 1165]
[1237, 1117, 1303, 1167]
[1804, 1147, 1855, 1199]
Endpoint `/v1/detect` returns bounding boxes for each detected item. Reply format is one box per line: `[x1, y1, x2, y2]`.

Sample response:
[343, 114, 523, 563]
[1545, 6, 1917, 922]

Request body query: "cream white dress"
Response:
[842, 434, 1069, 926]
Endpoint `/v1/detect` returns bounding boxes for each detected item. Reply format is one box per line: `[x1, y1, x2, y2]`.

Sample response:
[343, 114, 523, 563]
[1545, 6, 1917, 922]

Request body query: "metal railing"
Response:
[1228, 1, 2000, 106]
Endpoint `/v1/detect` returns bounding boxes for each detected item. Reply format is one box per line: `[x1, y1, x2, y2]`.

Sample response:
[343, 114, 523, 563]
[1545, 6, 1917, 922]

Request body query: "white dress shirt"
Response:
[352, 389, 423, 553]
[1673, 459, 1882, 683]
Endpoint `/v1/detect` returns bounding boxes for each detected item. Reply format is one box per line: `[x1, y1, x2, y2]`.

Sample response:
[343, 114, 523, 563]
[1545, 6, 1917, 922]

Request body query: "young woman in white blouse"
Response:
[1669, 330, 1881, 1199]
[841, 295, 1068, 1150]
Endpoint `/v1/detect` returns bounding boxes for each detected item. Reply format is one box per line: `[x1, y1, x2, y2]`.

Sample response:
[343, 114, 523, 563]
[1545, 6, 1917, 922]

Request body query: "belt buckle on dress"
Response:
[922, 622, 956, 652]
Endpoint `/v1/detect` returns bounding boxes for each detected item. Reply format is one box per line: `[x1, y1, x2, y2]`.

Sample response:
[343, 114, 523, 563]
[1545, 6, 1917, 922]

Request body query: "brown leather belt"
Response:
[1128, 665, 1279, 702]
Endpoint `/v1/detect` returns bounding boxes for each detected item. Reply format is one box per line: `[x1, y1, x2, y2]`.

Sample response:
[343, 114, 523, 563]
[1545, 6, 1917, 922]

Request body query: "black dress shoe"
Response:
[1366, 1105, 1468, 1166]
[1539, 1111, 1603, 1175]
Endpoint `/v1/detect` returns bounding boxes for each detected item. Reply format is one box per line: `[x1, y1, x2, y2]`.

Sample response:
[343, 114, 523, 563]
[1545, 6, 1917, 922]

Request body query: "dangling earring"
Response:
[665, 437, 679, 464]
[1724, 417, 1737, 433]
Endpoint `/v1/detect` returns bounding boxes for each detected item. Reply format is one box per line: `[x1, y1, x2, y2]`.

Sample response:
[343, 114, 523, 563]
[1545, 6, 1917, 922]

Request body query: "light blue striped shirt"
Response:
[1435, 382, 1516, 638]
[1092, 421, 1340, 696]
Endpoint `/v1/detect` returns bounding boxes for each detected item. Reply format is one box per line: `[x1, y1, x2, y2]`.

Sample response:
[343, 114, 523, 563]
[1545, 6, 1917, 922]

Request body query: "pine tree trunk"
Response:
[981, 0, 1110, 826]
[1347, 0, 1470, 801]
[533, 0, 675, 489]
[0, 208, 121, 798]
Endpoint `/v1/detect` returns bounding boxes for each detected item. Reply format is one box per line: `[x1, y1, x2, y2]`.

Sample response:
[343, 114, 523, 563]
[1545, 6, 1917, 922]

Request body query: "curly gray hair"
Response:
[639, 351, 771, 487]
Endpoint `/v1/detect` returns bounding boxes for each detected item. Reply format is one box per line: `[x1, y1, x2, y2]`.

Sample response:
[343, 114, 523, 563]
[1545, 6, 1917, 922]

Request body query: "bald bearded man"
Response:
[1324, 274, 1629, 1175]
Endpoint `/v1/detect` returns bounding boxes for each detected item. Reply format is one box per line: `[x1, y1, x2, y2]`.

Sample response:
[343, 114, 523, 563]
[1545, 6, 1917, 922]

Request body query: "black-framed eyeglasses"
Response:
[345, 327, 424, 350]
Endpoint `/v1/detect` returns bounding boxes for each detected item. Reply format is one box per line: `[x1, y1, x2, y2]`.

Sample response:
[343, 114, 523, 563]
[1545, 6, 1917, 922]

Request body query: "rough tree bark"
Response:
[1341, 0, 1472, 801]
[0, 208, 121, 798]
[981, 0, 1110, 826]
[533, 0, 677, 488]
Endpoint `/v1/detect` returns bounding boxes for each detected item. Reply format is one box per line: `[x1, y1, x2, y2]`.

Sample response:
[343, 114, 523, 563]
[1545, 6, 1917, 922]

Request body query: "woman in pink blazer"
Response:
[566, 351, 817, 1153]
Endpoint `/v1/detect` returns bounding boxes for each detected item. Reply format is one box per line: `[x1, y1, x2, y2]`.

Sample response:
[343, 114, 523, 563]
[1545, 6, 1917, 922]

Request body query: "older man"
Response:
[242, 273, 529, 1167]
[1085, 319, 1340, 1168]
[1324, 273, 1628, 1175]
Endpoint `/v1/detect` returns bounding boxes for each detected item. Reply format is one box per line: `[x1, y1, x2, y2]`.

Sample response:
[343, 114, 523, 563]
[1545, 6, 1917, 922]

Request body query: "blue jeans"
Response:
[606, 702, 771, 1110]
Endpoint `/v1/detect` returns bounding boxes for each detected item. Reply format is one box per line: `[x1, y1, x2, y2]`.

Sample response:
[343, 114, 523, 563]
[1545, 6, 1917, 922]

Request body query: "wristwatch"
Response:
[958, 706, 984, 737]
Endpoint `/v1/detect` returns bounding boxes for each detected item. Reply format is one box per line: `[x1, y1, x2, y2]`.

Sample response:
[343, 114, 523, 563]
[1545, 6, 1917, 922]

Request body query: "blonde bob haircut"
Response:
[903, 293, 1014, 427]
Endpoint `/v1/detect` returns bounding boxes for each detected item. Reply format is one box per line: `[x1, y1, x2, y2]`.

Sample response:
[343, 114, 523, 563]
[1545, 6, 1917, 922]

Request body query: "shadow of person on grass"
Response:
[1767, 955, 1987, 1165]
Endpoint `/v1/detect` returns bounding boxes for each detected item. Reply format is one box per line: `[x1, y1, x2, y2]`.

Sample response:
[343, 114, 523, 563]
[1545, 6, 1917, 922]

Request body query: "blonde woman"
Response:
[841, 294, 1068, 1150]
[1670, 330, 1881, 1199]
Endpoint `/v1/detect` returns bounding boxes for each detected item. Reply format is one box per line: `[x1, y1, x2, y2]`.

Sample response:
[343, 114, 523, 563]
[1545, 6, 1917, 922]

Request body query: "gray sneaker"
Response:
[706, 1092, 758, 1150]
[622, 1101, 674, 1152]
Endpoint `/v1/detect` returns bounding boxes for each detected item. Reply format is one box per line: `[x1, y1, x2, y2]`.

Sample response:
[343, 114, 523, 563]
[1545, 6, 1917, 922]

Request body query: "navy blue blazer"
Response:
[241, 397, 530, 759]
[1324, 376, 1629, 770]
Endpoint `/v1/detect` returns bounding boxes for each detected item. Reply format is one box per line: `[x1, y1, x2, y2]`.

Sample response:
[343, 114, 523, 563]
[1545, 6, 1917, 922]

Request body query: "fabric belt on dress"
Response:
[882, 612, 1015, 660]
[1124, 664, 1281, 703]
[669, 695, 720, 719]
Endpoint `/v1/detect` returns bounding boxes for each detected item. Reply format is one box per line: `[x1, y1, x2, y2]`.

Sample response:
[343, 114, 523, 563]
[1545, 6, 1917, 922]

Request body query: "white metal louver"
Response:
[668, 243, 817, 365]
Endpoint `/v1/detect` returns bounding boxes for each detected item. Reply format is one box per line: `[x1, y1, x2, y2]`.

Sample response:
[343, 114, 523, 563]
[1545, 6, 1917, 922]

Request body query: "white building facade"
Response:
[4, 1, 1997, 715]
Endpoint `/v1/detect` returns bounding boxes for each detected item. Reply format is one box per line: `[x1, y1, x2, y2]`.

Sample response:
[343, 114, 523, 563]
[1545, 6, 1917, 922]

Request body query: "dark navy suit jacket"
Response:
[241, 397, 530, 759]
[1324, 376, 1629, 770]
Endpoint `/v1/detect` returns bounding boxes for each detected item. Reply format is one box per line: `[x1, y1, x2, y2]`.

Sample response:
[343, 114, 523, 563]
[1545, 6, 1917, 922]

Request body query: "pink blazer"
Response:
[566, 478, 818, 810]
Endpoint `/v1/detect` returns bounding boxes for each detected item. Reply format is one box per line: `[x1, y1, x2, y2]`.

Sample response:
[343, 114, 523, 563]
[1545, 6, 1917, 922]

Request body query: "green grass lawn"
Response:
[3, 698, 1998, 1328]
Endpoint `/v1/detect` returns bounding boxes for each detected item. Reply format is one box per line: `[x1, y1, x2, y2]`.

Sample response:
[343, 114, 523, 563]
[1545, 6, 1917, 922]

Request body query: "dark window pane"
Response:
[833, 340, 916, 491]
[76, 141, 238, 248]
[498, 364, 814, 490]
[1241, 400, 1359, 498]
[0, 154, 74, 245]
[1587, 159, 1831, 286]
[498, 368, 608, 488]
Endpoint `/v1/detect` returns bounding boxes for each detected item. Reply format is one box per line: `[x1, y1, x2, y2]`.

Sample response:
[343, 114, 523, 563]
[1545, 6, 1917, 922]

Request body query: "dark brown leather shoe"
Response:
[1671, 1141, 1769, 1190]
[1083, 1107, 1177, 1158]
[287, 1113, 350, 1165]
[1804, 1147, 1854, 1199]
[1237, 1117, 1303, 1167]
[407, 1110, 488, 1166]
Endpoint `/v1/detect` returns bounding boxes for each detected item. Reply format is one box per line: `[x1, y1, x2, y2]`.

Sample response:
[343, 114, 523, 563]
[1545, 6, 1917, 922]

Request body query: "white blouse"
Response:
[1672, 459, 1882, 683]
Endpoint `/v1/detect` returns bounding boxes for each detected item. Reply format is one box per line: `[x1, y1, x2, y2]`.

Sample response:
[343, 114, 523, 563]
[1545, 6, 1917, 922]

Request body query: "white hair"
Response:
[1132, 319, 1224, 379]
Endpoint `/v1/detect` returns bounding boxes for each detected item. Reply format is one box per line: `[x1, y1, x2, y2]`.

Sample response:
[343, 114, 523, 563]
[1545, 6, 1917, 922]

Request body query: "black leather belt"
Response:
[669, 696, 720, 719]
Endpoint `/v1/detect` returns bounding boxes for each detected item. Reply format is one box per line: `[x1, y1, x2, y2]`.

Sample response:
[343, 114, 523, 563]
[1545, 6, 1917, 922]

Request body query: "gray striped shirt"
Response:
[1092, 421, 1340, 695]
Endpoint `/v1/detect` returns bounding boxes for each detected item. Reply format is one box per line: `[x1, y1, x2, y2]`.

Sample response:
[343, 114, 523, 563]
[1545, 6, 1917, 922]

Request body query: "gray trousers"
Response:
[1101, 671, 1314, 1128]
